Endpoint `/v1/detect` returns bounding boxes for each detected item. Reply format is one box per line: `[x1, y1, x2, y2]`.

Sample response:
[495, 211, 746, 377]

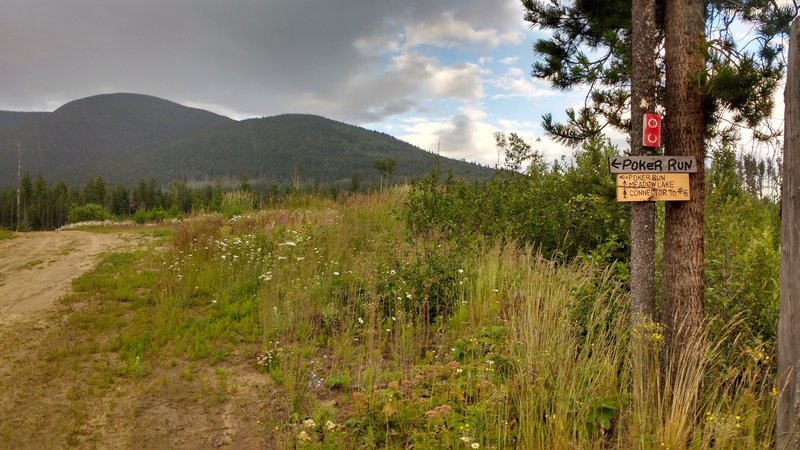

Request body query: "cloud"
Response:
[289, 49, 487, 124]
[405, 12, 523, 48]
[395, 105, 503, 165]
[489, 67, 560, 100]
[391, 52, 485, 101]
[0, 0, 522, 114]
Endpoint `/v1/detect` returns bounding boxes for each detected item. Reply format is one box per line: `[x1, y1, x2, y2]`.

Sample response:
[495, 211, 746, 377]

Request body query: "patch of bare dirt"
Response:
[0, 230, 292, 449]
[0, 231, 124, 326]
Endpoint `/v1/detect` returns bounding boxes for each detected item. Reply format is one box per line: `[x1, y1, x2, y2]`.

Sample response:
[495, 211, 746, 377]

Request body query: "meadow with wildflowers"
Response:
[0, 167, 780, 448]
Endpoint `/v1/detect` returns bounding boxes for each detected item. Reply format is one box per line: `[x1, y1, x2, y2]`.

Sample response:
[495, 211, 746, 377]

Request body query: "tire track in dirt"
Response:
[0, 231, 124, 325]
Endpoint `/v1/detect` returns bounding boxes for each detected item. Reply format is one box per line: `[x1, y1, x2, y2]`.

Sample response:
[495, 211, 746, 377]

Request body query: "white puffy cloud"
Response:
[289, 50, 485, 123]
[397, 107, 496, 164]
[405, 12, 523, 48]
[490, 67, 560, 99]
[390, 53, 485, 101]
[499, 56, 519, 65]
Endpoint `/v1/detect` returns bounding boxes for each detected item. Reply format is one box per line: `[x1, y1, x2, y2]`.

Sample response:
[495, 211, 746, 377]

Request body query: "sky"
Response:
[0, 0, 595, 167]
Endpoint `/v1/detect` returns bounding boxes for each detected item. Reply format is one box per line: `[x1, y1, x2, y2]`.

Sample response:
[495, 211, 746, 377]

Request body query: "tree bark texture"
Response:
[630, 0, 660, 325]
[777, 17, 800, 450]
[662, 0, 705, 340]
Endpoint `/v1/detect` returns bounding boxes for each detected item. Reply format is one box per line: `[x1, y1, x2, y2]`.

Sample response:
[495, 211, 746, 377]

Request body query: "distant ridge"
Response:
[0, 93, 234, 187]
[0, 94, 494, 188]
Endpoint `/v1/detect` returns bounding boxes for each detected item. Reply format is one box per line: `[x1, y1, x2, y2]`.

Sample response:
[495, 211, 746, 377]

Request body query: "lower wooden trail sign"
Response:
[616, 173, 690, 202]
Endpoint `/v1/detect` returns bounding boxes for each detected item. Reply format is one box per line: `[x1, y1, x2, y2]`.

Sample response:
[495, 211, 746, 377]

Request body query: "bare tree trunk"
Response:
[663, 0, 706, 342]
[630, 0, 660, 325]
[777, 17, 800, 450]
[629, 2, 661, 441]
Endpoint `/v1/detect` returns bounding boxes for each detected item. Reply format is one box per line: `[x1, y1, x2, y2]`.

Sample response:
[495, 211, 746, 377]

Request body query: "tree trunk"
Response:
[629, 2, 661, 441]
[629, 0, 660, 325]
[777, 17, 800, 450]
[662, 0, 706, 341]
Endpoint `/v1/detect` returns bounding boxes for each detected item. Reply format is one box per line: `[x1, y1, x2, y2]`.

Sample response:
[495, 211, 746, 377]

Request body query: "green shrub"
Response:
[132, 207, 183, 224]
[705, 191, 780, 347]
[405, 137, 628, 261]
[67, 203, 111, 223]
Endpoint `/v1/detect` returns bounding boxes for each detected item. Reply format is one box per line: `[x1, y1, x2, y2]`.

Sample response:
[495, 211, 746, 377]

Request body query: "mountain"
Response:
[79, 114, 495, 187]
[0, 93, 234, 187]
[0, 94, 495, 188]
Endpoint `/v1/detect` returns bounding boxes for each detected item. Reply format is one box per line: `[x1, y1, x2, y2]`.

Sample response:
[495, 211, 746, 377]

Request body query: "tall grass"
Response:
[220, 190, 256, 218]
[96, 188, 775, 448]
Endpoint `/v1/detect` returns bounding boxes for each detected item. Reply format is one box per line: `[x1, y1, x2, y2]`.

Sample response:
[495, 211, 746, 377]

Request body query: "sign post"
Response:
[616, 173, 690, 202]
[608, 155, 696, 203]
[608, 156, 697, 174]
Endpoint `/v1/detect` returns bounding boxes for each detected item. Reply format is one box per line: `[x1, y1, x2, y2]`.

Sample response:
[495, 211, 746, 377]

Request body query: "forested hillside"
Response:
[0, 94, 494, 189]
[0, 93, 234, 187]
[102, 114, 494, 187]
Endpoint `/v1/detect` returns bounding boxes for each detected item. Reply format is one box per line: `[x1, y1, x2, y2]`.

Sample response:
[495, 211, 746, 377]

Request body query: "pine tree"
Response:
[521, 0, 794, 144]
[522, 0, 795, 339]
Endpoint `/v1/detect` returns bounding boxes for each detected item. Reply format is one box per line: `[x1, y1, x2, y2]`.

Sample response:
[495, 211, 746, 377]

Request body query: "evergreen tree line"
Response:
[0, 174, 195, 231]
[0, 168, 400, 231]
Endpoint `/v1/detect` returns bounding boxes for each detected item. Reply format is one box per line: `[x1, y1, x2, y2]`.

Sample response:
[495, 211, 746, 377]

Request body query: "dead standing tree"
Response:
[778, 16, 800, 450]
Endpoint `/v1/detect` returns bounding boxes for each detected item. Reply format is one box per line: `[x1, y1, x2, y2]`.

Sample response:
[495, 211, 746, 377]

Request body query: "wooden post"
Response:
[777, 16, 800, 450]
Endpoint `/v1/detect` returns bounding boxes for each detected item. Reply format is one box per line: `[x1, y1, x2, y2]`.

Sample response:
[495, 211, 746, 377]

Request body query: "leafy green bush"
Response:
[405, 137, 628, 261]
[705, 191, 780, 345]
[67, 203, 111, 223]
[376, 239, 470, 325]
[132, 206, 183, 224]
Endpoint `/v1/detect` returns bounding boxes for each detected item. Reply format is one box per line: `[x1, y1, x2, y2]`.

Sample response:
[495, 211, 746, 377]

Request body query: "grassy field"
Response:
[0, 190, 777, 448]
[0, 228, 14, 240]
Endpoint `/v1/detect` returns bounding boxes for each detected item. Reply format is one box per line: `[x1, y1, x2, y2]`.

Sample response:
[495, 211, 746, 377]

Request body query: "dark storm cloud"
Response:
[0, 0, 523, 120]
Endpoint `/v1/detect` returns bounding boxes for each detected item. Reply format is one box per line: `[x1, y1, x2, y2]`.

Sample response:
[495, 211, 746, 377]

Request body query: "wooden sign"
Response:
[608, 156, 697, 173]
[643, 113, 662, 147]
[616, 173, 690, 202]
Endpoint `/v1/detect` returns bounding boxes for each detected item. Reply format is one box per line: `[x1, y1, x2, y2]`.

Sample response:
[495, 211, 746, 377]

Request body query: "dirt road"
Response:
[0, 229, 282, 449]
[0, 230, 123, 325]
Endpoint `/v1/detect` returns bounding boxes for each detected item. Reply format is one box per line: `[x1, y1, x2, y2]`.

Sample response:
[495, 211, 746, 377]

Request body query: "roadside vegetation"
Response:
[0, 137, 780, 448]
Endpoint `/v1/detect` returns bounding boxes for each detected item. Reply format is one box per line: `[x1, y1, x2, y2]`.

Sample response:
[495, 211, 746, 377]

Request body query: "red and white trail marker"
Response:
[642, 113, 662, 148]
